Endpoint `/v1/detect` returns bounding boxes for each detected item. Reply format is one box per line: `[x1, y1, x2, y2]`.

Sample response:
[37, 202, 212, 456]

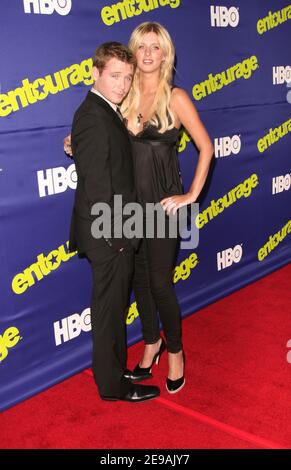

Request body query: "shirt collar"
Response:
[91, 88, 118, 112]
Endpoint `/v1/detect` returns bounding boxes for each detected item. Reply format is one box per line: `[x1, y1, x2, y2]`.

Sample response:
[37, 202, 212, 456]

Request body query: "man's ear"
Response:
[92, 66, 100, 82]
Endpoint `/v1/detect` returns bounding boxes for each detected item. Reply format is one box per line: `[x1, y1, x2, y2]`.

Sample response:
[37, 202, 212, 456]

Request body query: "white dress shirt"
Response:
[90, 87, 118, 112]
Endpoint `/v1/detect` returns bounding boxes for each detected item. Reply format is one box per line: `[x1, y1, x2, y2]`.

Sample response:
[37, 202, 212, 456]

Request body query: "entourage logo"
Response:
[37, 163, 77, 197]
[192, 55, 258, 101]
[100, 0, 181, 26]
[196, 174, 259, 229]
[257, 117, 291, 153]
[272, 174, 291, 195]
[54, 308, 91, 345]
[126, 301, 139, 325]
[217, 244, 242, 271]
[0, 58, 93, 118]
[177, 129, 191, 153]
[287, 339, 291, 364]
[210, 5, 239, 27]
[257, 220, 291, 261]
[12, 241, 77, 294]
[257, 5, 291, 35]
[173, 252, 198, 283]
[0, 327, 21, 362]
[214, 135, 241, 158]
[23, 0, 72, 15]
[273, 66, 291, 85]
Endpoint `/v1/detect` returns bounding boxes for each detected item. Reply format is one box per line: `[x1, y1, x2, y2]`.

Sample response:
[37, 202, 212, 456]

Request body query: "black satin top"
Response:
[128, 123, 183, 204]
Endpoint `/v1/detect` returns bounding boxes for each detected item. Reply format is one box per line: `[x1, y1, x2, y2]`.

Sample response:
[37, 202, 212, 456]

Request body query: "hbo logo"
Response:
[215, 135, 241, 158]
[210, 5, 239, 27]
[287, 81, 291, 104]
[23, 0, 72, 15]
[217, 244, 243, 271]
[272, 174, 291, 194]
[37, 163, 77, 197]
[54, 309, 91, 346]
[273, 66, 291, 85]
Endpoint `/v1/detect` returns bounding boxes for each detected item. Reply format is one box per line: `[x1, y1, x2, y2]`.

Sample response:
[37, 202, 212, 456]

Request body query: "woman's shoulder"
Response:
[170, 86, 196, 113]
[171, 86, 190, 100]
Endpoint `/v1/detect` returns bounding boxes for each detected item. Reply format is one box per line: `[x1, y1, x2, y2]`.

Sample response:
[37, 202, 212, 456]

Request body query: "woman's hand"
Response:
[63, 134, 73, 157]
[160, 193, 196, 215]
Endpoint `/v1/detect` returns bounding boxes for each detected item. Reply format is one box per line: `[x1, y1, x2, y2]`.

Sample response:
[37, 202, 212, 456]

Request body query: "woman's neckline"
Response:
[124, 117, 149, 137]
[127, 121, 149, 137]
[125, 119, 180, 137]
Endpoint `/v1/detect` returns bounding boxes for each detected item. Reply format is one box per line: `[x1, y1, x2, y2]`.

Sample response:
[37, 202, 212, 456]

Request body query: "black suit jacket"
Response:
[69, 91, 137, 254]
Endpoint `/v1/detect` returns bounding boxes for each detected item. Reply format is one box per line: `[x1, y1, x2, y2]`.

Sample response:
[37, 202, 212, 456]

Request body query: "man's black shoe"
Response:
[101, 384, 160, 403]
[123, 368, 152, 382]
[123, 369, 135, 380]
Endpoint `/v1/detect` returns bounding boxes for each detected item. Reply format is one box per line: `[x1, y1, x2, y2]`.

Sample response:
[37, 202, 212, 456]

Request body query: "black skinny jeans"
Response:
[133, 230, 182, 354]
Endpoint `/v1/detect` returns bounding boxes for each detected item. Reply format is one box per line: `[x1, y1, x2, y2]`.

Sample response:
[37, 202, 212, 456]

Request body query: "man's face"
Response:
[92, 57, 134, 104]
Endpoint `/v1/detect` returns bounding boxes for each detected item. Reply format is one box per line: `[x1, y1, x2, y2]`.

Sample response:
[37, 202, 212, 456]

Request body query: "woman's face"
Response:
[135, 32, 165, 74]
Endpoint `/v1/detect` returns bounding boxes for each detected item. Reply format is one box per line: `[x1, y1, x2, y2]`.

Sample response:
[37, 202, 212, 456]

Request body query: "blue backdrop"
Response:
[0, 0, 290, 411]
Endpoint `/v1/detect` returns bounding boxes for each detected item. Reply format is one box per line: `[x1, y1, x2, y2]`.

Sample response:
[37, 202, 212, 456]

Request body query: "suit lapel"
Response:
[86, 91, 129, 138]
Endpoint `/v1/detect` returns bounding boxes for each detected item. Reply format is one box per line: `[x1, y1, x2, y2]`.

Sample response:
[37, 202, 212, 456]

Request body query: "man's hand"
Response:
[63, 134, 73, 157]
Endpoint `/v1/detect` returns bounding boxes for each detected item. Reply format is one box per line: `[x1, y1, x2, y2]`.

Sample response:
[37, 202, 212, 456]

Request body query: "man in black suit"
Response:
[69, 42, 159, 402]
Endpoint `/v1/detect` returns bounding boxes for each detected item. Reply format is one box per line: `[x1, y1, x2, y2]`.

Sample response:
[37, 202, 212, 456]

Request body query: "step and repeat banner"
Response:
[0, 1, 290, 411]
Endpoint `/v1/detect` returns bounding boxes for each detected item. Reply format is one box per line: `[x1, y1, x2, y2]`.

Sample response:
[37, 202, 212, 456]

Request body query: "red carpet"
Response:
[1, 264, 291, 449]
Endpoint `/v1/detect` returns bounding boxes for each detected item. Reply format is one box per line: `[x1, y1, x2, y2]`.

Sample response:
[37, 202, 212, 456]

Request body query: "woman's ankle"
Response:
[167, 350, 184, 380]
[140, 339, 162, 367]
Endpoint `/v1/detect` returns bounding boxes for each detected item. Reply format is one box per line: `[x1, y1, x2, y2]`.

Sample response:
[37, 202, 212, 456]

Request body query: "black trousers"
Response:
[86, 243, 134, 397]
[133, 234, 182, 353]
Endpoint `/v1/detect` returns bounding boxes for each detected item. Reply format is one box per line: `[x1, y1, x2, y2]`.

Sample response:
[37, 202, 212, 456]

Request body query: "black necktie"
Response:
[116, 106, 123, 122]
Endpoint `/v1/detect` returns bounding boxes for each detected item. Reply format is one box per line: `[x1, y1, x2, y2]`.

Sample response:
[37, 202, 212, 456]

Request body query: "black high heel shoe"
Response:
[131, 337, 166, 382]
[166, 376, 185, 394]
[166, 352, 185, 394]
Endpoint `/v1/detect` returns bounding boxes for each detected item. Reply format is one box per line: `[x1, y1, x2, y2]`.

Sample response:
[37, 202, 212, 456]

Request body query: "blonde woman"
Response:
[122, 22, 213, 394]
[64, 22, 213, 393]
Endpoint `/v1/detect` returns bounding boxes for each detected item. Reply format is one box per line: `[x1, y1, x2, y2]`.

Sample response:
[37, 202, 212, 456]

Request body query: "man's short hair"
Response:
[93, 42, 136, 74]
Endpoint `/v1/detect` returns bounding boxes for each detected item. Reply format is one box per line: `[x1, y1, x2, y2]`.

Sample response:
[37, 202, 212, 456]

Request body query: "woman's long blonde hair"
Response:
[121, 22, 176, 133]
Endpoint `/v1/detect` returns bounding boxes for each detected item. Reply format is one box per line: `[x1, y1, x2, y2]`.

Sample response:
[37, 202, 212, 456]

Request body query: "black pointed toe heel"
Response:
[166, 376, 185, 394]
[132, 337, 166, 382]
